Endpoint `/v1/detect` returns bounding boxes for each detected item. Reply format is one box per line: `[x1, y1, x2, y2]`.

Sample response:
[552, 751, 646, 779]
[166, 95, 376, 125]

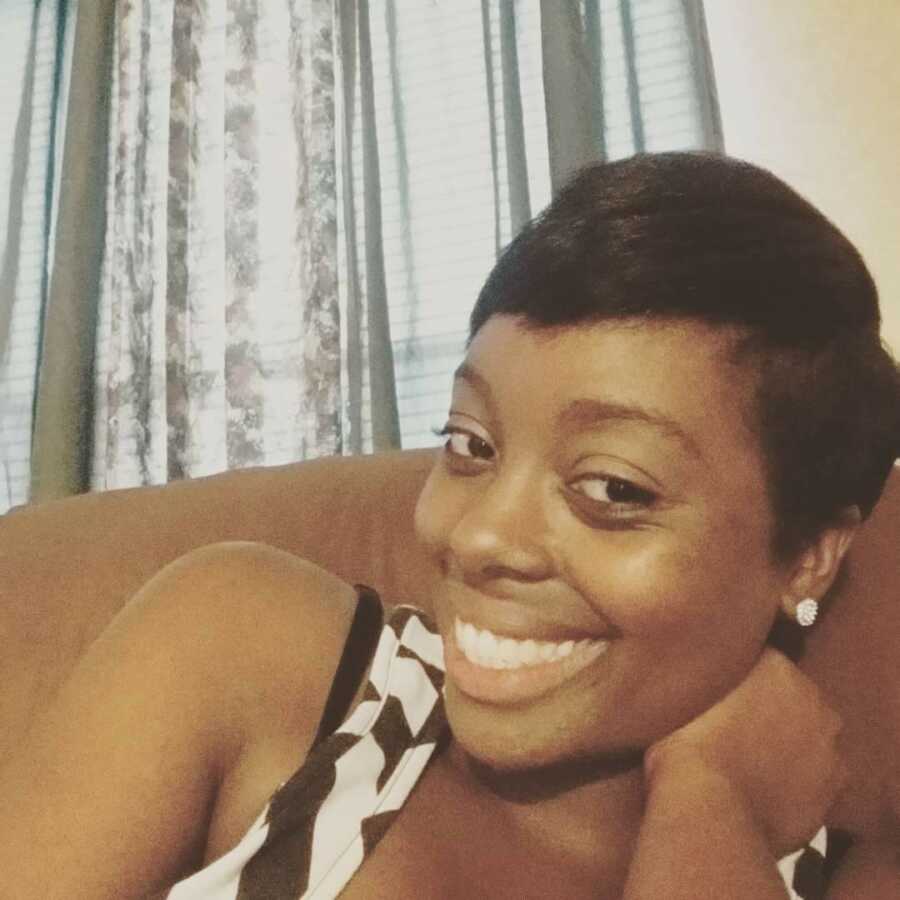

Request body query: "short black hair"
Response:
[470, 152, 900, 559]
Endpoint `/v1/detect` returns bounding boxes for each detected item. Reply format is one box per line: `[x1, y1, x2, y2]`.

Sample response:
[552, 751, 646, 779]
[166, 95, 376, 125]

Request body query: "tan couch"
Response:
[1, 450, 898, 845]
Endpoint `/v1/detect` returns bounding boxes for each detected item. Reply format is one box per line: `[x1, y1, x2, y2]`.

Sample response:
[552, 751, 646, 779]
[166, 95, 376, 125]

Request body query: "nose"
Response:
[447, 467, 553, 583]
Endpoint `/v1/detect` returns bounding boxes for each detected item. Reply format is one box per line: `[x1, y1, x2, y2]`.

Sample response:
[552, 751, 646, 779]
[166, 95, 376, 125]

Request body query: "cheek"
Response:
[567, 539, 779, 744]
[568, 528, 779, 639]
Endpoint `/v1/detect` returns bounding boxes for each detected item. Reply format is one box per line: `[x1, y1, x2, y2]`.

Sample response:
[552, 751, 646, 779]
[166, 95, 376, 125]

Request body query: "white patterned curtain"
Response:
[92, 0, 343, 489]
[1, 0, 722, 507]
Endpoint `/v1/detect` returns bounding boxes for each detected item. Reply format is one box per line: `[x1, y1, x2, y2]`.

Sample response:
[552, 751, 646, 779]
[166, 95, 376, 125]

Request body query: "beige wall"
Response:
[703, 1, 900, 354]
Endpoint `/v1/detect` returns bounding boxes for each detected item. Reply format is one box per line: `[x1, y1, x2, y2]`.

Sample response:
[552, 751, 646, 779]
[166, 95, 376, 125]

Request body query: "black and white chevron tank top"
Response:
[166, 590, 832, 899]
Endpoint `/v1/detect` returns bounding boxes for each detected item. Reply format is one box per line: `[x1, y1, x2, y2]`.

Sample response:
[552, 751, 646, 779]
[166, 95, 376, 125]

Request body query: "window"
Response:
[1, 0, 717, 510]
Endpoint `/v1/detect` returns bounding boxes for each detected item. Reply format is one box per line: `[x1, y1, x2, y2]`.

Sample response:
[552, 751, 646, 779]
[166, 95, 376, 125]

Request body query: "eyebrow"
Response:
[558, 399, 704, 460]
[453, 362, 492, 400]
[453, 362, 703, 461]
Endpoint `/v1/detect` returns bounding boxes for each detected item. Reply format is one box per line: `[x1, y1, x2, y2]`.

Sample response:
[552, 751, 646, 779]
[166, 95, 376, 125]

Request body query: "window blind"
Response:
[0, 0, 76, 513]
[349, 0, 713, 453]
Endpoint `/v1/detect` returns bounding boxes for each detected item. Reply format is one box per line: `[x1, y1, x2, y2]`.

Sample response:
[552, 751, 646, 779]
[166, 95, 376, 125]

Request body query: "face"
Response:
[415, 315, 795, 771]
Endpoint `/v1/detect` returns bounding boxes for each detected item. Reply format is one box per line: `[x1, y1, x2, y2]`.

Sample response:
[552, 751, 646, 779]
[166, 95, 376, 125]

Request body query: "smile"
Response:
[454, 617, 610, 671]
[445, 617, 611, 706]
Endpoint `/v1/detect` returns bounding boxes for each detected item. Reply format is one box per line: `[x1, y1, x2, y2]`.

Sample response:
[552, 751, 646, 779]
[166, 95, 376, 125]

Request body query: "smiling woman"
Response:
[1, 153, 898, 899]
[418, 317, 788, 772]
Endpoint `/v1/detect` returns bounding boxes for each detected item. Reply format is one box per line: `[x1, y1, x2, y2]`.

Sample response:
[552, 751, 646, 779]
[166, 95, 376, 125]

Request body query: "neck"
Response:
[445, 740, 646, 879]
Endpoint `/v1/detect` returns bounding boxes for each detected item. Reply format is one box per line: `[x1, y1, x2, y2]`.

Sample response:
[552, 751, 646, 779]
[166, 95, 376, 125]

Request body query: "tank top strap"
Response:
[309, 585, 383, 750]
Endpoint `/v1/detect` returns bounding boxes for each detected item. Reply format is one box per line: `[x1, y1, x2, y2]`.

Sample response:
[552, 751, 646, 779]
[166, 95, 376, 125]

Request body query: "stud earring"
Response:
[795, 598, 818, 627]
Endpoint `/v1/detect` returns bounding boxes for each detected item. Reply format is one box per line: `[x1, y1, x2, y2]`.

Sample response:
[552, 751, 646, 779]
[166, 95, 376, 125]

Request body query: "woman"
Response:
[2, 153, 898, 898]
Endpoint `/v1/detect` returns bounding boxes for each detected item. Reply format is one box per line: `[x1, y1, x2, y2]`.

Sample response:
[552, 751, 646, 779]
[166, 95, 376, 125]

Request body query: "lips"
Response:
[445, 616, 611, 706]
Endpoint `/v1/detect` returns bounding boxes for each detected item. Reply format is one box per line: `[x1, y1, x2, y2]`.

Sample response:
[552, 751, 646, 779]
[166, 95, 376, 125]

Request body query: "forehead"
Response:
[459, 316, 758, 453]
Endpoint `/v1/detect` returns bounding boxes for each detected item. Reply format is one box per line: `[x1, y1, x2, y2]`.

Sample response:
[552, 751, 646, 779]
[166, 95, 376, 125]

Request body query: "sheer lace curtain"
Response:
[0, 0, 722, 511]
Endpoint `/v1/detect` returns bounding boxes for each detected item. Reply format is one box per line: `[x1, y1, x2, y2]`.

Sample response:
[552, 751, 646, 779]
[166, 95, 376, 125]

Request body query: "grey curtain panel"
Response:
[30, 0, 115, 502]
[0, 0, 89, 508]
[340, 0, 402, 454]
[0, 0, 722, 509]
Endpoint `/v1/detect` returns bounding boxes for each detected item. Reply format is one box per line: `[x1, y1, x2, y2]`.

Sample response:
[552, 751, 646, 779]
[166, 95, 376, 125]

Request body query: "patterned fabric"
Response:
[166, 600, 830, 899]
[165, 604, 446, 898]
[93, 0, 344, 490]
[781, 828, 830, 900]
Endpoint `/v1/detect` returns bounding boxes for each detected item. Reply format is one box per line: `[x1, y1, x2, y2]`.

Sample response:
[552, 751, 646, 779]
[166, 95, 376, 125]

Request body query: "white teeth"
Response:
[497, 637, 519, 668]
[454, 618, 607, 670]
[478, 629, 498, 667]
[539, 642, 557, 662]
[518, 639, 538, 667]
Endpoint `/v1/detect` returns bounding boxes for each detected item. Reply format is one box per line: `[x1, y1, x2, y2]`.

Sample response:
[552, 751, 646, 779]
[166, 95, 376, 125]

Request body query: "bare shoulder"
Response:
[0, 541, 361, 898]
[146, 542, 368, 867]
[136, 541, 364, 753]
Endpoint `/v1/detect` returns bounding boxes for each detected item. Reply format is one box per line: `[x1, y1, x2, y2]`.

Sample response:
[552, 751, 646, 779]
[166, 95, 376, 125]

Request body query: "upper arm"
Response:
[0, 542, 358, 899]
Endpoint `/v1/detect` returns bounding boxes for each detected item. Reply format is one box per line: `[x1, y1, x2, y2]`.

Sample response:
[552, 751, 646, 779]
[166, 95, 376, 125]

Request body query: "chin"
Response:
[461, 737, 550, 773]
[445, 694, 560, 772]
[445, 684, 642, 781]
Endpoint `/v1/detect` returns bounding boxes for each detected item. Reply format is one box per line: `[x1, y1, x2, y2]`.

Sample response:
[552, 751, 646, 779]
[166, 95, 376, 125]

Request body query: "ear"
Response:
[780, 506, 861, 619]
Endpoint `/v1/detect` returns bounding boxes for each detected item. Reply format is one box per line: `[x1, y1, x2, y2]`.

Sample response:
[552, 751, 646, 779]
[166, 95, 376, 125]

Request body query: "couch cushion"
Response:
[0, 450, 438, 763]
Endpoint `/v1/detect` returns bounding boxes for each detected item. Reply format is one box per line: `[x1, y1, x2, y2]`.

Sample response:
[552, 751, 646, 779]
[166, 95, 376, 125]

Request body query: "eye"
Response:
[569, 475, 656, 508]
[434, 425, 495, 462]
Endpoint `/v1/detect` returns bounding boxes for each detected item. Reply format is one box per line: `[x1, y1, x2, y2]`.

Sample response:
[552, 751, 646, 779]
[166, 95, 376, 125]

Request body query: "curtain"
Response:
[88, 0, 349, 491]
[32, 0, 113, 501]
[0, 0, 81, 510]
[338, 0, 723, 450]
[0, 0, 722, 511]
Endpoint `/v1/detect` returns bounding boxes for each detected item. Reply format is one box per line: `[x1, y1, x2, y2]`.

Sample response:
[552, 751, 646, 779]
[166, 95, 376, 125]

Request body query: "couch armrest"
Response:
[0, 449, 438, 763]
